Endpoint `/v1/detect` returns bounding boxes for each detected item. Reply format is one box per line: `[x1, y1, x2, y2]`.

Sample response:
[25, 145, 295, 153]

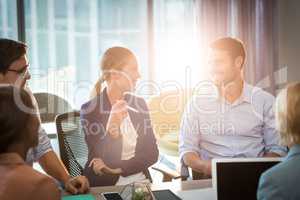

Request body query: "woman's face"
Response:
[114, 57, 141, 92]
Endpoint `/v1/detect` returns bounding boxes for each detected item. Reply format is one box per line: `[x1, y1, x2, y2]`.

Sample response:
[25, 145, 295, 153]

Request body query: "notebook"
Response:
[62, 194, 95, 200]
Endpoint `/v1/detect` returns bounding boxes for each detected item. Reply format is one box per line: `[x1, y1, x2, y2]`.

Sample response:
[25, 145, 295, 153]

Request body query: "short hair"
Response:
[210, 37, 246, 67]
[0, 38, 27, 74]
[0, 85, 34, 153]
[275, 82, 300, 146]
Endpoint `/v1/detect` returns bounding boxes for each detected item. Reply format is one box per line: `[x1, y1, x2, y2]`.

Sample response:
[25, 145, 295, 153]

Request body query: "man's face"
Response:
[0, 55, 30, 88]
[208, 49, 242, 86]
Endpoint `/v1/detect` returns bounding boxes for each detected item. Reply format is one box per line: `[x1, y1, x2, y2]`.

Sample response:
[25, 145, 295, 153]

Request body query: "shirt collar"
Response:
[286, 144, 300, 160]
[0, 153, 25, 165]
[215, 82, 252, 104]
[240, 82, 252, 104]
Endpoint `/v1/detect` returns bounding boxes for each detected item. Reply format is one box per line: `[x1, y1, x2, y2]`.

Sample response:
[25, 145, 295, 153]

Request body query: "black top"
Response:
[80, 88, 159, 186]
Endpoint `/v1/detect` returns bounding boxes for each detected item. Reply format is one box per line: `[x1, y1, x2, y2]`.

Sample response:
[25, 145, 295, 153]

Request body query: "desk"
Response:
[63, 179, 216, 200]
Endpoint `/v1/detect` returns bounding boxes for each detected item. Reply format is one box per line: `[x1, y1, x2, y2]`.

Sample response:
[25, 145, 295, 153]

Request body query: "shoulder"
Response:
[267, 157, 300, 180]
[32, 175, 60, 200]
[13, 164, 49, 181]
[8, 165, 60, 199]
[80, 95, 104, 119]
[261, 157, 300, 199]
[24, 166, 60, 199]
[258, 164, 286, 200]
[261, 164, 284, 183]
[247, 84, 275, 105]
[259, 161, 290, 190]
[81, 95, 100, 111]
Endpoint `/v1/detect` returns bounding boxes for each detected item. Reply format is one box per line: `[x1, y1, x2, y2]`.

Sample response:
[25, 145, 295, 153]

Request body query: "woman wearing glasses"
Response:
[80, 47, 159, 186]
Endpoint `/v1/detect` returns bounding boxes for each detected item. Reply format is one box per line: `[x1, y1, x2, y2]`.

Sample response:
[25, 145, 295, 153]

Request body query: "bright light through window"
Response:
[153, 0, 209, 92]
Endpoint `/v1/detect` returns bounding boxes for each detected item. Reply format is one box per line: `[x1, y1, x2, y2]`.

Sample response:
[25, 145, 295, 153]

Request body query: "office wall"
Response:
[278, 0, 300, 83]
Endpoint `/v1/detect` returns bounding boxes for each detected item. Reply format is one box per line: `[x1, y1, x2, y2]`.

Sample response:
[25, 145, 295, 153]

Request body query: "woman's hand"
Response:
[89, 158, 105, 176]
[89, 158, 122, 176]
[106, 100, 128, 139]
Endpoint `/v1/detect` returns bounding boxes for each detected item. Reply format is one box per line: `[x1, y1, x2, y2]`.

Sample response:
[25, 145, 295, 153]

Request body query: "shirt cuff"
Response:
[266, 146, 288, 157]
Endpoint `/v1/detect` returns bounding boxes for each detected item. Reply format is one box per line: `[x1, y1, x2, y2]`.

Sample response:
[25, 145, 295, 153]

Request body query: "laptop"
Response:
[212, 158, 282, 200]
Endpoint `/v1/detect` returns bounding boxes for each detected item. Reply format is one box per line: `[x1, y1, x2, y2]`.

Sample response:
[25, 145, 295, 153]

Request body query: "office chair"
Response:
[34, 92, 72, 123]
[55, 111, 87, 177]
[55, 111, 154, 181]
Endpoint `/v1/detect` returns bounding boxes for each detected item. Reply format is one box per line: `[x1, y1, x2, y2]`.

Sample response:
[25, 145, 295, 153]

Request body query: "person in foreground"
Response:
[0, 38, 89, 194]
[81, 46, 159, 186]
[0, 86, 60, 200]
[257, 82, 300, 200]
[179, 37, 287, 178]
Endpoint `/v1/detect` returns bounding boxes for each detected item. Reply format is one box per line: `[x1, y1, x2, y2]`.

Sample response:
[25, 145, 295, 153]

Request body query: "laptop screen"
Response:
[212, 158, 281, 200]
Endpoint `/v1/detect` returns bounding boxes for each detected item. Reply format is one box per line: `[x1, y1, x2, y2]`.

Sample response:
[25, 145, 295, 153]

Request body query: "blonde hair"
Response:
[275, 82, 300, 146]
[90, 47, 136, 99]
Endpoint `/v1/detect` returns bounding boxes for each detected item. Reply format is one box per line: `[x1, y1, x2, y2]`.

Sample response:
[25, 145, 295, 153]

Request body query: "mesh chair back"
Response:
[55, 111, 88, 177]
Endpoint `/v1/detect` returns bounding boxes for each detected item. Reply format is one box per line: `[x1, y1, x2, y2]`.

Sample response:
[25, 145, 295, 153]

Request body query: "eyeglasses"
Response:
[7, 64, 30, 78]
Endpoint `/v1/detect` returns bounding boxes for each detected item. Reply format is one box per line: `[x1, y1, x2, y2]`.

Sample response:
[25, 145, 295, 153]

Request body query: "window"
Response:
[24, 0, 149, 108]
[0, 0, 18, 40]
[153, 0, 208, 91]
[22, 0, 206, 106]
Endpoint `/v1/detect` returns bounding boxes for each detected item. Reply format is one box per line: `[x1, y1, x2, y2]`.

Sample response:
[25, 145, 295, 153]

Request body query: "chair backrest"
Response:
[55, 111, 154, 181]
[55, 111, 88, 177]
[149, 89, 205, 180]
[34, 92, 72, 123]
[147, 89, 193, 138]
[147, 89, 193, 156]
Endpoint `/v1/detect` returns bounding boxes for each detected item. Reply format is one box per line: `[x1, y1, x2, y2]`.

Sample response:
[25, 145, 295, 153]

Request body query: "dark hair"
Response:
[210, 37, 246, 67]
[0, 38, 27, 74]
[0, 86, 34, 153]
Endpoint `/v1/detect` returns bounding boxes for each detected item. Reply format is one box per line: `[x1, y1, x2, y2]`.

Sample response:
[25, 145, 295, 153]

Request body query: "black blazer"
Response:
[80, 88, 159, 186]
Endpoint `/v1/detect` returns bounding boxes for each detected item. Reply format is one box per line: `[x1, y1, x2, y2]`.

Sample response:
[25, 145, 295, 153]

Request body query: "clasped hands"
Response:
[89, 158, 122, 176]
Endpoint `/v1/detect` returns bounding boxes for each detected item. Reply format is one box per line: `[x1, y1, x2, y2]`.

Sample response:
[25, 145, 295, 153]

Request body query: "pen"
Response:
[127, 105, 139, 113]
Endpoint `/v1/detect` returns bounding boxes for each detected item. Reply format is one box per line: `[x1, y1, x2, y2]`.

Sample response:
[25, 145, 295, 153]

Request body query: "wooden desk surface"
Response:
[63, 179, 212, 200]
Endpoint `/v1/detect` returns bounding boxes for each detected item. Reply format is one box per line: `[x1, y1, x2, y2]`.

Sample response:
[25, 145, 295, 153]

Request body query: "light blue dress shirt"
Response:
[257, 144, 300, 200]
[179, 82, 287, 163]
[26, 127, 53, 166]
[25, 89, 53, 166]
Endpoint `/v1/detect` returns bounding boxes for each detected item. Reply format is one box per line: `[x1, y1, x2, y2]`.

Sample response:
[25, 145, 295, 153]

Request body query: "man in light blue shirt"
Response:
[179, 37, 287, 177]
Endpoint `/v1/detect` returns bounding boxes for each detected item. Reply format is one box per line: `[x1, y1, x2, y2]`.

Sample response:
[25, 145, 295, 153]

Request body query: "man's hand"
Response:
[89, 158, 122, 176]
[183, 152, 212, 176]
[201, 160, 212, 176]
[38, 151, 89, 194]
[64, 176, 90, 195]
[263, 152, 281, 157]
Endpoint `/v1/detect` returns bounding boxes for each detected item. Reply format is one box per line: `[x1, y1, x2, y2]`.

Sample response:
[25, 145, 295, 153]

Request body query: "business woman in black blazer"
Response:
[80, 47, 158, 187]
